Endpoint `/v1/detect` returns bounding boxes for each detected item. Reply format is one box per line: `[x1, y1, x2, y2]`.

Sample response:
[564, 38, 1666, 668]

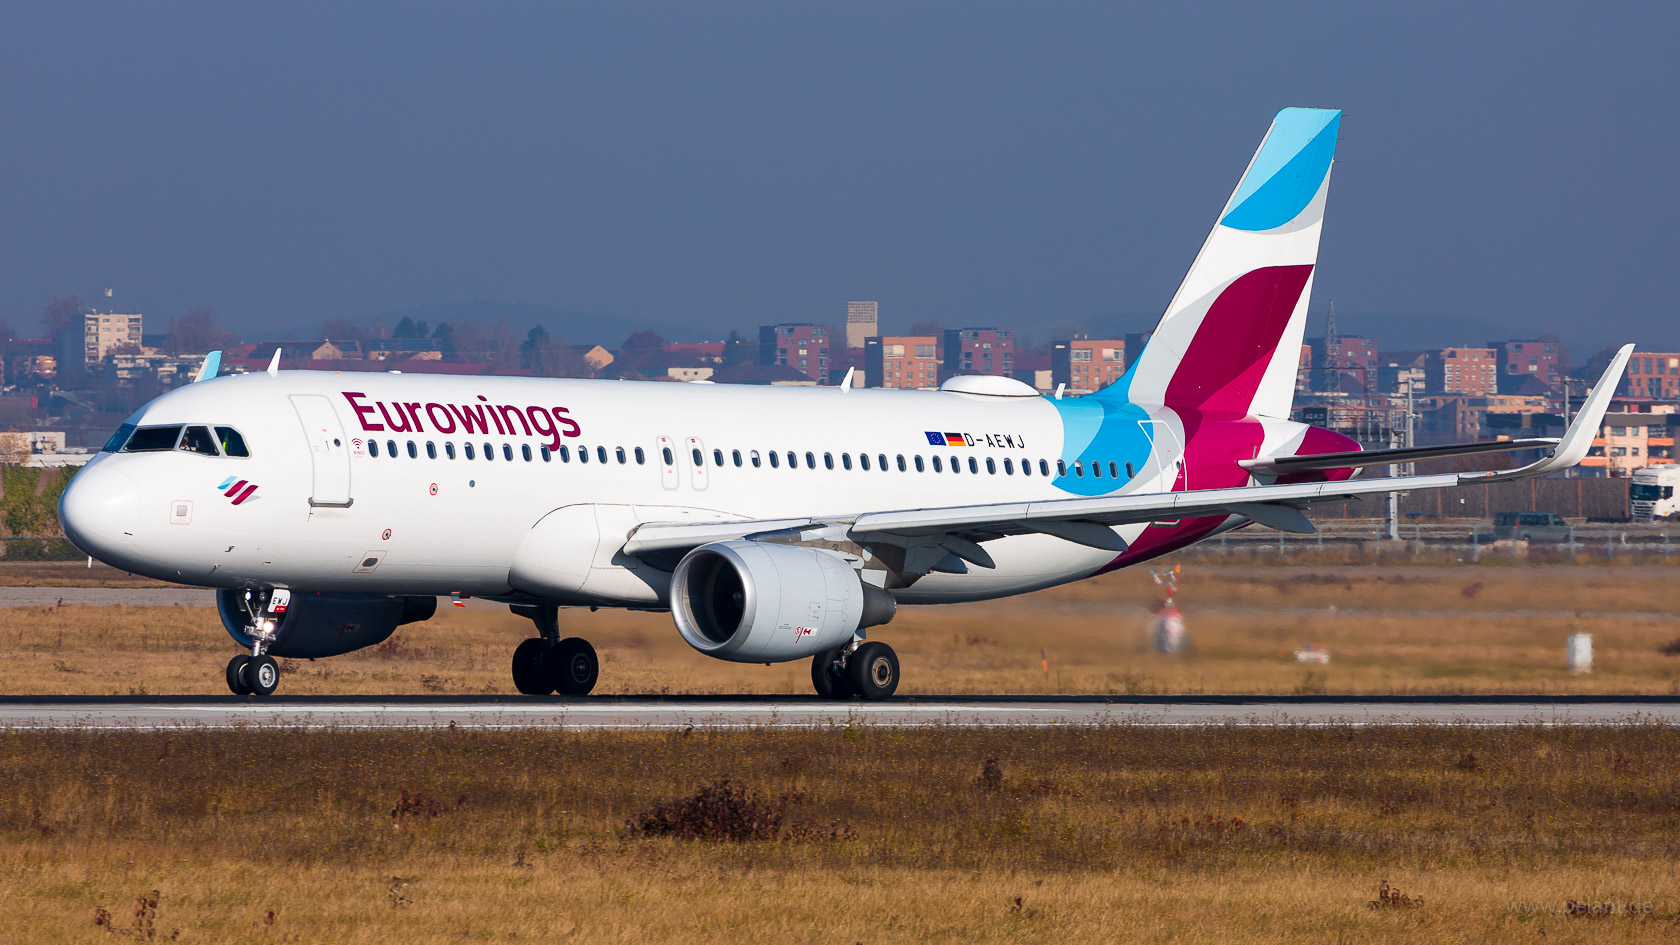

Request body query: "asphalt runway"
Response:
[2, 695, 1679, 730]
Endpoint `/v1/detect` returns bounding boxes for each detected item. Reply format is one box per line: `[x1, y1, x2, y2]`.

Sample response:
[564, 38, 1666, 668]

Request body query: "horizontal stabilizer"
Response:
[1241, 438, 1560, 474]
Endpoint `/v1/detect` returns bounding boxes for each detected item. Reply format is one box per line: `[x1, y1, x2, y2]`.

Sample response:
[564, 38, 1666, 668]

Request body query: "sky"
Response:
[2, 2, 1676, 358]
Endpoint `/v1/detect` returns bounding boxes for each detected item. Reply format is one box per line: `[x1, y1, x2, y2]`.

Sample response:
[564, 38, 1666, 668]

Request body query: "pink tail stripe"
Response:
[231, 484, 258, 505]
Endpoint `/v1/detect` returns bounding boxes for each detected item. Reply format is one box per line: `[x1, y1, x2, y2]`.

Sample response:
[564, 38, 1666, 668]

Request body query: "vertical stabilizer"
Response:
[1111, 107, 1339, 419]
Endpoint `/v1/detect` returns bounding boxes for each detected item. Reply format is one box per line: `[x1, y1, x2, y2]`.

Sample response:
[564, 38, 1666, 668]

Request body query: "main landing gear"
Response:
[226, 653, 280, 696]
[811, 640, 899, 700]
[509, 604, 599, 696]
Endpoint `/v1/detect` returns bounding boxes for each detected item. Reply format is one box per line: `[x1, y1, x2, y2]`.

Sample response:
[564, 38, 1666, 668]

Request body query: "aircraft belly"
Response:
[890, 532, 1121, 604]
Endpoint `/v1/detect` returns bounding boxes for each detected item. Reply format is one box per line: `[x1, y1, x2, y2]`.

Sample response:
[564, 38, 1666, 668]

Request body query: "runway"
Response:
[3, 695, 1678, 729]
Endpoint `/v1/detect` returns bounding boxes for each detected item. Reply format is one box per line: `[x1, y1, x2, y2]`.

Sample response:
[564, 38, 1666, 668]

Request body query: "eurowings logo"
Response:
[216, 476, 258, 506]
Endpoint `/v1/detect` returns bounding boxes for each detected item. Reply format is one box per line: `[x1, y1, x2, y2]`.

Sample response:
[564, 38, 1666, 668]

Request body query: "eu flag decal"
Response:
[924, 431, 944, 446]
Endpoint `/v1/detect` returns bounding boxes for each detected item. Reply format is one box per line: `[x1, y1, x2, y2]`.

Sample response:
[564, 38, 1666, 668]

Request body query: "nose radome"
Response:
[59, 463, 142, 559]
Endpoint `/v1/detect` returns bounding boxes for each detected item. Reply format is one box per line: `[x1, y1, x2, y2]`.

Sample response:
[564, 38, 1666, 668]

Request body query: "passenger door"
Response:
[290, 394, 353, 508]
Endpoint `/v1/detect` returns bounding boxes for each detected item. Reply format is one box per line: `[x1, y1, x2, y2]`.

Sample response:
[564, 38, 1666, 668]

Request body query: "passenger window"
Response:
[805, 451, 816, 469]
[102, 423, 137, 452]
[1074, 461, 1084, 477]
[504, 445, 514, 461]
[897, 455, 907, 472]
[750, 450, 761, 468]
[692, 448, 704, 466]
[1021, 458, 1031, 477]
[968, 457, 978, 474]
[387, 440, 398, 458]
[617, 447, 628, 464]
[427, 442, 438, 460]
[713, 449, 723, 466]
[787, 452, 798, 469]
[123, 426, 183, 452]
[1125, 462, 1135, 478]
[407, 441, 418, 459]
[486, 442, 496, 461]
[933, 456, 943, 473]
[577, 446, 587, 464]
[769, 451, 781, 469]
[595, 446, 606, 464]
[662, 447, 674, 466]
[1040, 459, 1050, 477]
[447, 442, 457, 460]
[178, 426, 219, 456]
[522, 444, 532, 461]
[878, 454, 887, 471]
[1109, 461, 1120, 479]
[215, 427, 250, 457]
[1092, 461, 1102, 479]
[370, 440, 381, 458]
[463, 442, 474, 460]
[732, 450, 742, 467]
[986, 458, 996, 475]
[824, 453, 835, 470]
[914, 455, 924, 472]
[560, 445, 571, 462]
[539, 445, 549, 462]
[1057, 460, 1067, 477]
[858, 454, 868, 471]
[1003, 458, 1013, 475]
[634, 447, 645, 465]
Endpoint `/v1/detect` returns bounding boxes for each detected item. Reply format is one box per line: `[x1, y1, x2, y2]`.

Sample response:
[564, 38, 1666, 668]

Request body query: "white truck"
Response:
[1629, 465, 1680, 521]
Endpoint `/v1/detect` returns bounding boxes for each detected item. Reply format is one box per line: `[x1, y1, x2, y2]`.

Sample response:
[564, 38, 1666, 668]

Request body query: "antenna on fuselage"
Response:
[839, 366, 855, 392]
[266, 348, 282, 377]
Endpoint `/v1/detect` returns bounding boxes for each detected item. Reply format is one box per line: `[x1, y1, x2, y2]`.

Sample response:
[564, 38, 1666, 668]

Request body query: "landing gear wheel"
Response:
[246, 655, 280, 696]
[811, 647, 855, 700]
[549, 637, 598, 696]
[846, 641, 899, 700]
[511, 638, 554, 695]
[226, 655, 252, 695]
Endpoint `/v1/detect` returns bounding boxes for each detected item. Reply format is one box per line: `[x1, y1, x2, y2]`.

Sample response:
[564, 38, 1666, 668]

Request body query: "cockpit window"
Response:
[179, 426, 220, 456]
[123, 425, 183, 452]
[216, 427, 250, 458]
[102, 424, 137, 452]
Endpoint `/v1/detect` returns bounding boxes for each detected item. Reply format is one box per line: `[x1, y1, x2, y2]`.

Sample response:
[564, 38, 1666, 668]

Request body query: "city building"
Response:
[1309, 335, 1378, 393]
[77, 311, 143, 367]
[109, 350, 211, 388]
[1424, 347, 1498, 396]
[844, 301, 878, 350]
[1377, 351, 1427, 397]
[1623, 352, 1680, 400]
[663, 341, 725, 364]
[1492, 339, 1563, 391]
[940, 328, 1014, 380]
[864, 336, 939, 390]
[758, 324, 829, 383]
[1050, 338, 1125, 394]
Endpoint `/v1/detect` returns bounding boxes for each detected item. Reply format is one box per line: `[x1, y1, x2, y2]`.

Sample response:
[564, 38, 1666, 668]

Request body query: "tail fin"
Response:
[1110, 107, 1339, 419]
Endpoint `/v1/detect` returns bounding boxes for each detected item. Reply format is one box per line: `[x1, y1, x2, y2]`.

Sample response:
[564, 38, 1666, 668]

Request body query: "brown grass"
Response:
[5, 565, 1680, 695]
[2, 725, 1678, 942]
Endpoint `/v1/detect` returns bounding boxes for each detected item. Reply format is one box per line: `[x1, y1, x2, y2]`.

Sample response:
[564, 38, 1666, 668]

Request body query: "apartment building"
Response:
[864, 335, 939, 389]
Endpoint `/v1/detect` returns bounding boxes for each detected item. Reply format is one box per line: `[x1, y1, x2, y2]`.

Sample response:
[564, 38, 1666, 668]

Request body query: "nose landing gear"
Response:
[509, 604, 599, 696]
[225, 587, 286, 696]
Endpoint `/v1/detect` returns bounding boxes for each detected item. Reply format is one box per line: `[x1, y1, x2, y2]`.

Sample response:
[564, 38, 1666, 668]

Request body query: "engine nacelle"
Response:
[217, 590, 438, 658]
[671, 540, 896, 663]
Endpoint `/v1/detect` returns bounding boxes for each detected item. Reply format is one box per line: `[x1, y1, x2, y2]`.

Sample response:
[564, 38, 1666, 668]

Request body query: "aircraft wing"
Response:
[623, 344, 1631, 566]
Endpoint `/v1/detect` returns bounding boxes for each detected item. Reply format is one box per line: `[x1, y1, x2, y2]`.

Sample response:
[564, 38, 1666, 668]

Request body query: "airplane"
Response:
[58, 107, 1633, 700]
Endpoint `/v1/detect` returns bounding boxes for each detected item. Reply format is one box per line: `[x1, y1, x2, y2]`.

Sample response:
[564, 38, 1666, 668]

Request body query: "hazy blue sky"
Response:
[3, 2, 1675, 355]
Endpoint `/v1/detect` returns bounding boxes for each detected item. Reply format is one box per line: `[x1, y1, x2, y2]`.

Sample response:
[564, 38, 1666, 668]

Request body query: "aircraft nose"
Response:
[59, 463, 143, 560]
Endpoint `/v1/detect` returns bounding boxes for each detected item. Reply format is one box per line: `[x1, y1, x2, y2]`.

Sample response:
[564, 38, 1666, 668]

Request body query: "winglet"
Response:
[193, 350, 222, 383]
[1467, 343, 1634, 483]
[266, 348, 282, 377]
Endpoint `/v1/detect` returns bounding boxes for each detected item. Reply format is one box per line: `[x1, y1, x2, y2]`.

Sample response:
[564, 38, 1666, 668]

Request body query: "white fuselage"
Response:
[59, 370, 1312, 606]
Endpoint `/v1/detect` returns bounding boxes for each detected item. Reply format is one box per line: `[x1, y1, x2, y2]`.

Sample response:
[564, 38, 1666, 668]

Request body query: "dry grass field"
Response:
[3, 725, 1679, 943]
[4, 563, 1680, 695]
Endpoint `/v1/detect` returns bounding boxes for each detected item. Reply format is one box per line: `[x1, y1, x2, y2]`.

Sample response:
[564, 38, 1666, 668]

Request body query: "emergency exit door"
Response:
[290, 394, 353, 507]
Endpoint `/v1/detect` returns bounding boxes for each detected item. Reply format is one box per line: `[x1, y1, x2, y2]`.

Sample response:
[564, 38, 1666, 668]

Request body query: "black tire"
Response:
[247, 655, 280, 696]
[846, 641, 899, 700]
[811, 647, 854, 699]
[226, 655, 252, 695]
[511, 638, 553, 695]
[549, 637, 598, 696]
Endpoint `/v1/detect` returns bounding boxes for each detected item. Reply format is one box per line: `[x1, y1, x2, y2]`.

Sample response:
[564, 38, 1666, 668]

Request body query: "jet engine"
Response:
[216, 589, 438, 658]
[671, 540, 896, 663]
